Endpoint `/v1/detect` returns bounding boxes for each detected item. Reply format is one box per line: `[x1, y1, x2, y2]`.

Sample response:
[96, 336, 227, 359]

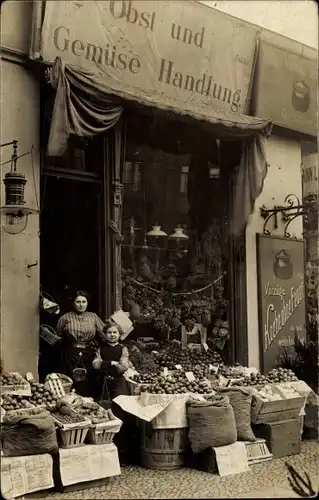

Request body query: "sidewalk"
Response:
[28, 440, 318, 499]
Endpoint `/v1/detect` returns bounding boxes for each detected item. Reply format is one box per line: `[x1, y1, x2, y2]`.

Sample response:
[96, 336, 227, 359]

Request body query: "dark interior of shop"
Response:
[39, 78, 244, 374]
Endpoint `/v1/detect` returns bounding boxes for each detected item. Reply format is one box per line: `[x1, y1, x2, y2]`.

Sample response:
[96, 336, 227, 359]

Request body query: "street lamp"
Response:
[1, 141, 38, 235]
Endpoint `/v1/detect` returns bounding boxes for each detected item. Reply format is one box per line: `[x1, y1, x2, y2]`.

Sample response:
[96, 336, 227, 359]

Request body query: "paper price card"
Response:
[152, 351, 159, 355]
[163, 367, 169, 377]
[213, 442, 249, 476]
[175, 365, 183, 370]
[185, 372, 195, 382]
[202, 342, 209, 351]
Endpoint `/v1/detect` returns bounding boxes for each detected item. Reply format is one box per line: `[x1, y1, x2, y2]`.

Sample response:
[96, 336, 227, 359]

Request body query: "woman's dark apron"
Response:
[57, 340, 97, 397]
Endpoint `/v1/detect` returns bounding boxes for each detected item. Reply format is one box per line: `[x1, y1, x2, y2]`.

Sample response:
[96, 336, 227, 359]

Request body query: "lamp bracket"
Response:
[260, 193, 317, 238]
[0, 205, 39, 216]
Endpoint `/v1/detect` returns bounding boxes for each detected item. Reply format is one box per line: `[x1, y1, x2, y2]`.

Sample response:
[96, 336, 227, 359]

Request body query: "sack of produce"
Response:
[1, 410, 58, 457]
[217, 387, 256, 441]
[187, 394, 237, 453]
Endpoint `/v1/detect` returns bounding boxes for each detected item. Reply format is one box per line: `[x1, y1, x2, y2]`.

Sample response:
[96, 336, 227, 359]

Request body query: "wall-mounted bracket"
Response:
[260, 194, 317, 238]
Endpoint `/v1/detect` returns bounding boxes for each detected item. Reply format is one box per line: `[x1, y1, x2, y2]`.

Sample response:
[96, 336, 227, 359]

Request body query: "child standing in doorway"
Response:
[93, 320, 138, 464]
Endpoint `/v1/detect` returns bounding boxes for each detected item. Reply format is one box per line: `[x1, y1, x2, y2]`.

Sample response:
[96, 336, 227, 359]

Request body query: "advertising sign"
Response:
[302, 153, 318, 198]
[256, 42, 317, 136]
[256, 235, 306, 374]
[37, 0, 259, 117]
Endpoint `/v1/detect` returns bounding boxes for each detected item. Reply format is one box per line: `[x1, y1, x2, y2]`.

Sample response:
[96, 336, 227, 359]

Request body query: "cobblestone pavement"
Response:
[28, 441, 318, 499]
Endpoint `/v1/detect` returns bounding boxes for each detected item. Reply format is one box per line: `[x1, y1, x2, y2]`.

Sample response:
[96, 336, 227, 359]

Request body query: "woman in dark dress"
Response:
[55, 290, 105, 397]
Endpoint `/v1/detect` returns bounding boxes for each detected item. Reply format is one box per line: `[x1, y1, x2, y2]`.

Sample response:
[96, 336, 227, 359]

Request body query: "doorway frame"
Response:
[40, 162, 109, 319]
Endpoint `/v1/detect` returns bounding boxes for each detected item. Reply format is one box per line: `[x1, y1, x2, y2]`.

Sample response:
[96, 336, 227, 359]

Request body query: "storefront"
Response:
[31, 0, 274, 371]
[1, 2, 318, 496]
[1, 0, 317, 375]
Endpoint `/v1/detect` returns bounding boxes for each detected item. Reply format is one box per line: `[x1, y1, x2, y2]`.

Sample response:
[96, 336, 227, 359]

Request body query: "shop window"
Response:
[121, 112, 230, 350]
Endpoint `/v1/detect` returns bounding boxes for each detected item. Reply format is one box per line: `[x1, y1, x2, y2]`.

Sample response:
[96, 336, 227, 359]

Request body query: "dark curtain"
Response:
[46, 56, 272, 236]
[47, 57, 123, 157]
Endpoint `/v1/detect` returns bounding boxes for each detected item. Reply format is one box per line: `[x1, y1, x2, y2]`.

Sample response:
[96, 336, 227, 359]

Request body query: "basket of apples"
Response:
[0, 372, 31, 396]
[76, 399, 122, 444]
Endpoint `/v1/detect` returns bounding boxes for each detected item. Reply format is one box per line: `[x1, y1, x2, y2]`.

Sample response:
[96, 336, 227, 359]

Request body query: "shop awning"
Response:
[47, 57, 272, 236]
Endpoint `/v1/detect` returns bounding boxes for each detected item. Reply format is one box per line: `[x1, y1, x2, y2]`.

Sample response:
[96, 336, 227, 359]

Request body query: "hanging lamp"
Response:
[1, 141, 38, 235]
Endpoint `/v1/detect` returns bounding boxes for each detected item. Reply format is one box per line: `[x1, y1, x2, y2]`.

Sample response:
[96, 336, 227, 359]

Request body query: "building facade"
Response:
[1, 0, 317, 375]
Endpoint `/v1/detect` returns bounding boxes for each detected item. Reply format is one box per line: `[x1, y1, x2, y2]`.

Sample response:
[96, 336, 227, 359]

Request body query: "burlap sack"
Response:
[218, 387, 256, 441]
[1, 411, 58, 457]
[187, 395, 237, 454]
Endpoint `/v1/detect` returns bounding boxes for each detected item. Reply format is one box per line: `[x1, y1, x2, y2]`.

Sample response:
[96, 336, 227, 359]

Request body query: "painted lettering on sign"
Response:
[256, 235, 306, 374]
[264, 279, 304, 351]
[38, 0, 259, 117]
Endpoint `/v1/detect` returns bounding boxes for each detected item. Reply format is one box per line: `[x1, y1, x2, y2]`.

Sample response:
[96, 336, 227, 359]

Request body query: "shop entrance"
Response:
[40, 174, 102, 316]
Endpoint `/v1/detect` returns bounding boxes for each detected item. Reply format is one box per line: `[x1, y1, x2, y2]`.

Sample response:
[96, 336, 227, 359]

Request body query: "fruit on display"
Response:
[267, 368, 298, 383]
[127, 341, 222, 375]
[234, 373, 270, 387]
[52, 411, 87, 425]
[136, 372, 212, 395]
[128, 349, 161, 375]
[122, 278, 164, 319]
[29, 381, 58, 410]
[226, 367, 299, 387]
[1, 382, 58, 412]
[76, 400, 117, 424]
[0, 372, 26, 386]
[218, 364, 245, 378]
[1, 394, 34, 411]
[132, 373, 157, 385]
[255, 385, 284, 402]
[3, 407, 45, 418]
[157, 344, 222, 372]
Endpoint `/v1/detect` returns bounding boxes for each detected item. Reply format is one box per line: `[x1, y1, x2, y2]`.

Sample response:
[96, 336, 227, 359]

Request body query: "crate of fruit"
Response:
[251, 385, 307, 424]
[0, 372, 31, 396]
[86, 417, 122, 445]
[55, 418, 92, 448]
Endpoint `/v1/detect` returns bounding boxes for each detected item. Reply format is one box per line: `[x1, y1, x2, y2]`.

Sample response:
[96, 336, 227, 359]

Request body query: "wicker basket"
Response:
[86, 418, 122, 445]
[40, 325, 60, 345]
[57, 420, 91, 448]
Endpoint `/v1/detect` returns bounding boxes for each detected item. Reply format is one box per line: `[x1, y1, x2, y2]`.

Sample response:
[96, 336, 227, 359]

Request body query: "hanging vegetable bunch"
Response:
[152, 295, 220, 334]
[122, 276, 164, 321]
[126, 343, 161, 375]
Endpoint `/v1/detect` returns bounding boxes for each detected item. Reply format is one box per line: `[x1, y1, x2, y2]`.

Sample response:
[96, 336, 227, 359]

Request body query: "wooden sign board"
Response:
[256, 235, 307, 374]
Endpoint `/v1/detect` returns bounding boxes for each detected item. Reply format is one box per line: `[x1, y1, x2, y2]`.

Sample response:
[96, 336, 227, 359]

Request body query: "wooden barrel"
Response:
[140, 422, 188, 470]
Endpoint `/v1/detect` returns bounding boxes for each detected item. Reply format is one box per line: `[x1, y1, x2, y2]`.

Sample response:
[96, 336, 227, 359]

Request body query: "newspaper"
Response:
[114, 393, 208, 428]
[59, 443, 121, 486]
[113, 394, 175, 422]
[1, 454, 53, 498]
[213, 442, 250, 476]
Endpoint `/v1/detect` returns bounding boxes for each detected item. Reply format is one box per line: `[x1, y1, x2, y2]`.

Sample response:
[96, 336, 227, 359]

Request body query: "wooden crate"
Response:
[57, 421, 91, 448]
[252, 419, 301, 457]
[45, 378, 65, 399]
[251, 393, 306, 424]
[86, 418, 122, 445]
[245, 439, 273, 464]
